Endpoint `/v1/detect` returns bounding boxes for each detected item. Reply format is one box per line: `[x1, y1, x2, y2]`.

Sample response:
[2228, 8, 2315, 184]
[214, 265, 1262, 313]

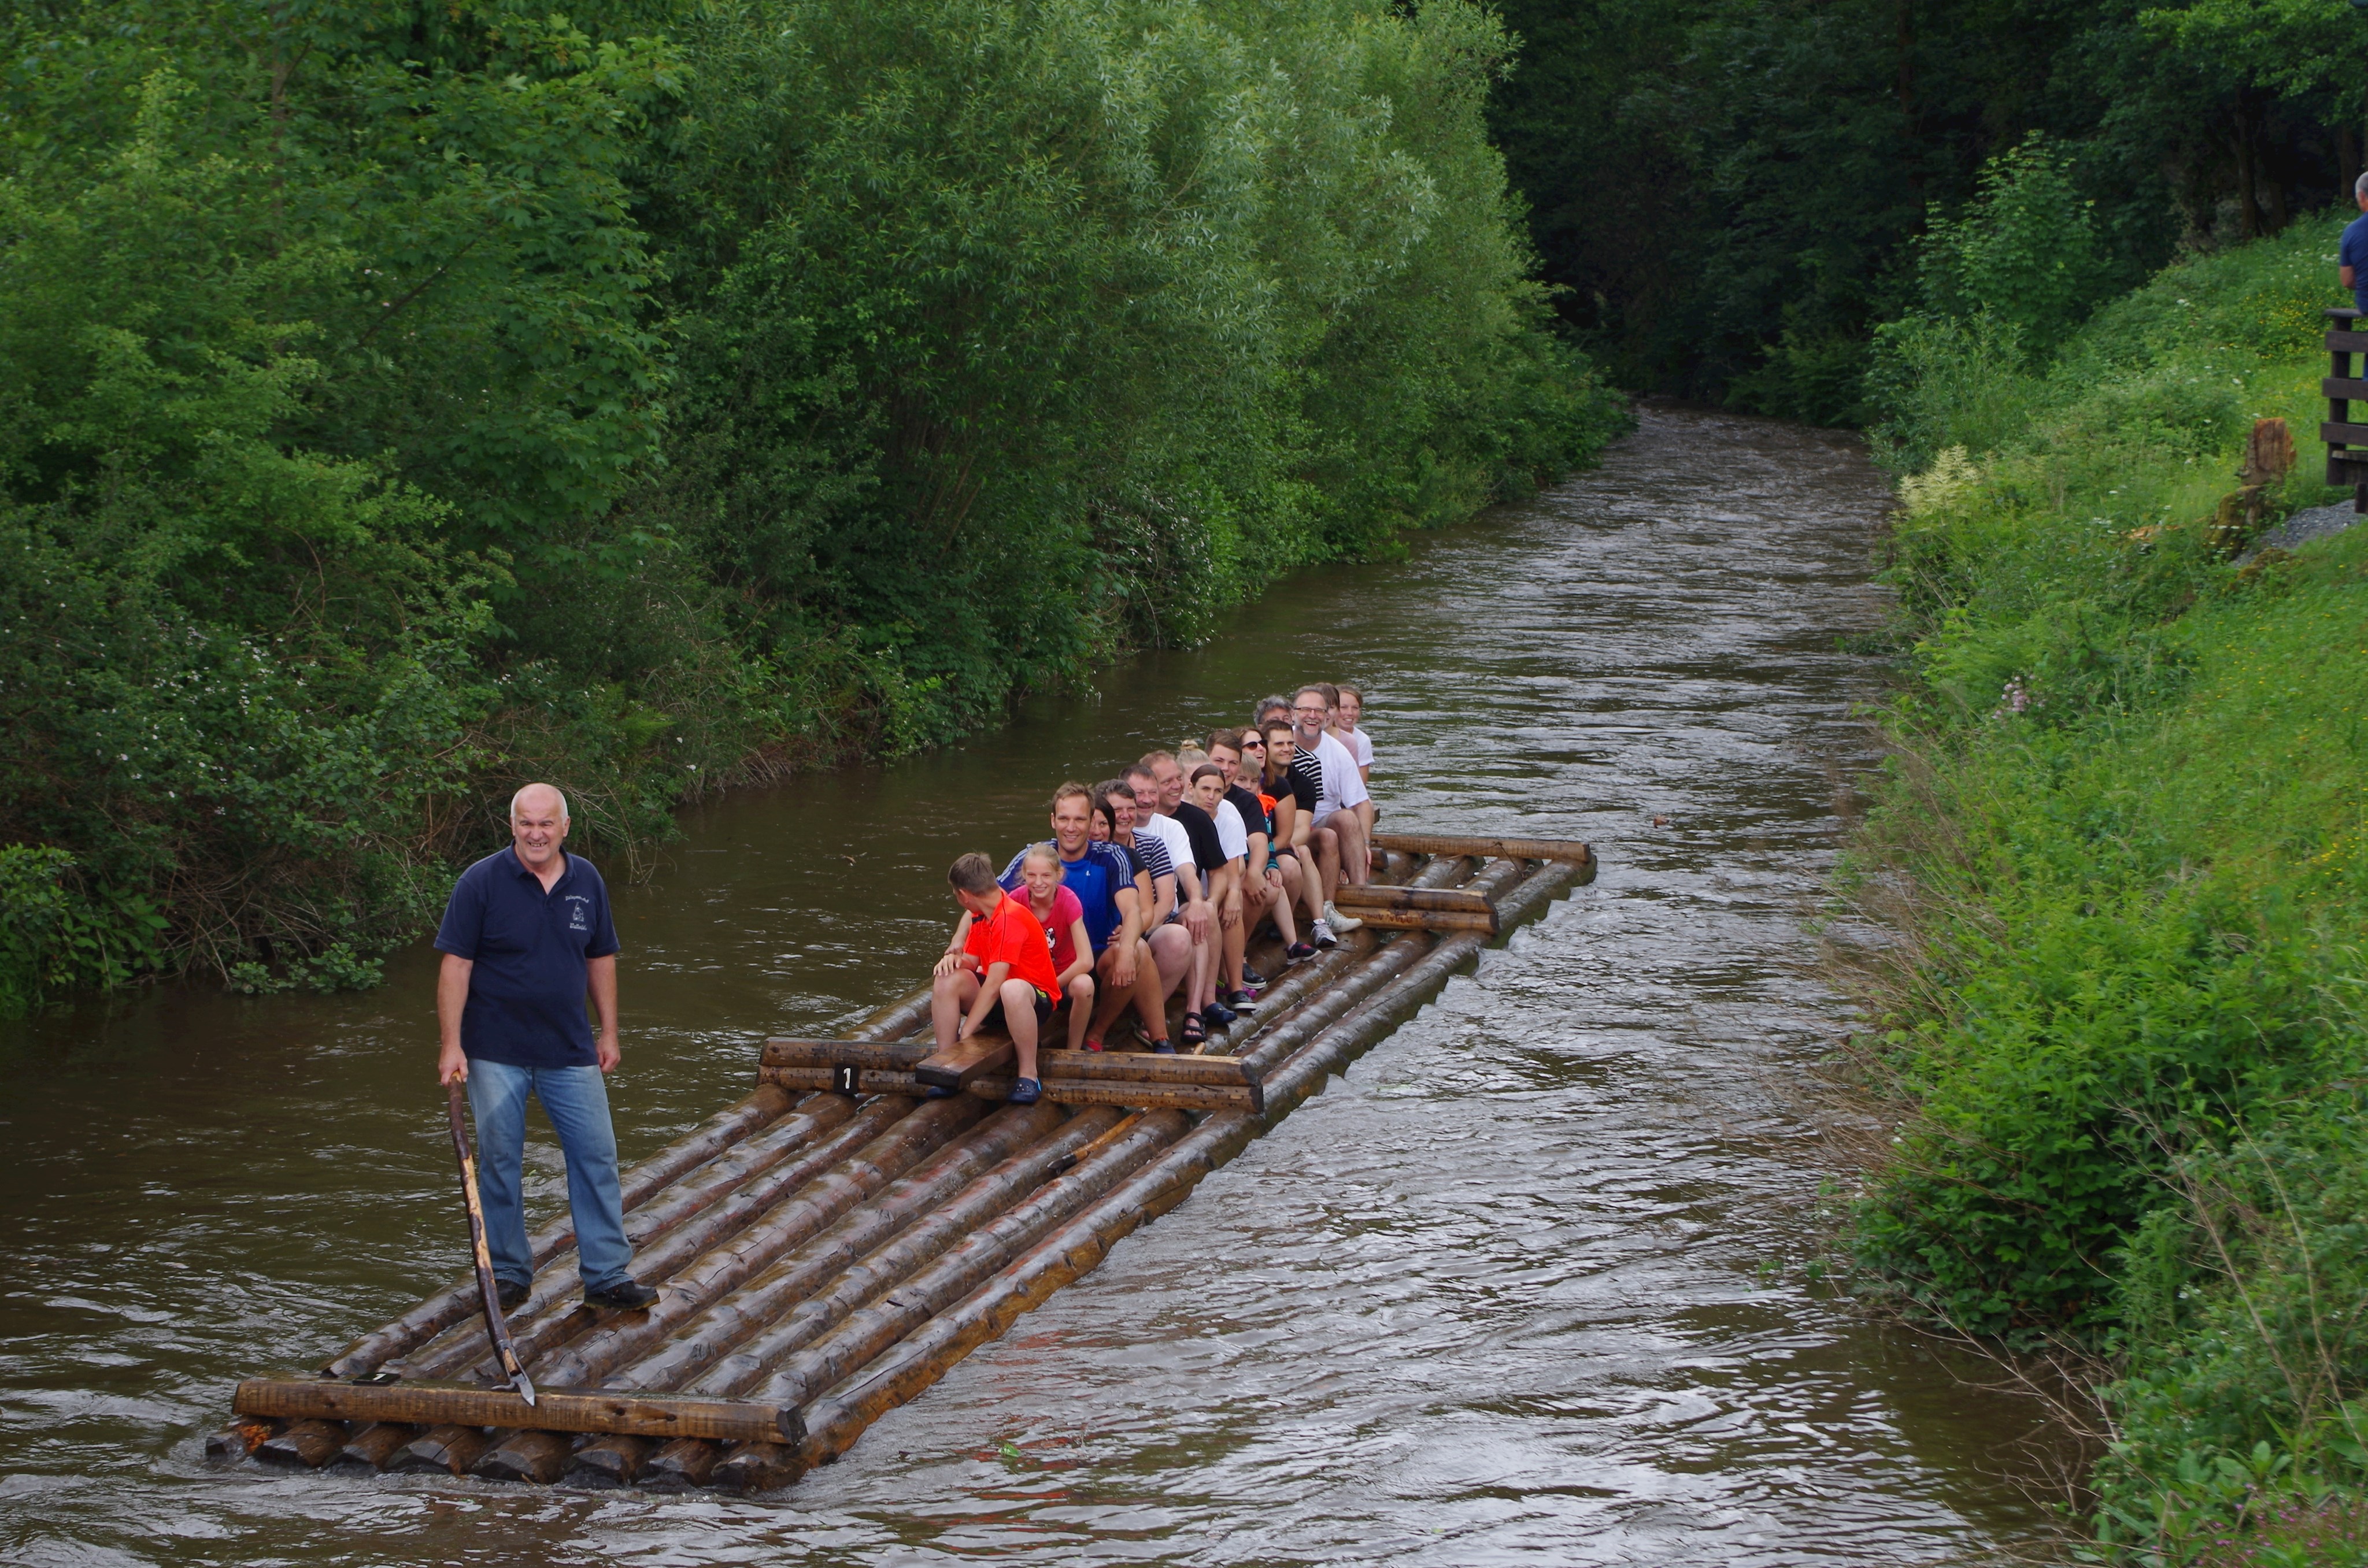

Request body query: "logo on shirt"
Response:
[562, 892, 592, 932]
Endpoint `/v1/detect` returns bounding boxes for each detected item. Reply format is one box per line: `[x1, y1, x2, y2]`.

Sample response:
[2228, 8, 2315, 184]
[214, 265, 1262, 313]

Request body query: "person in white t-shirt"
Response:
[1289, 684, 1371, 935]
[1334, 683, 1377, 848]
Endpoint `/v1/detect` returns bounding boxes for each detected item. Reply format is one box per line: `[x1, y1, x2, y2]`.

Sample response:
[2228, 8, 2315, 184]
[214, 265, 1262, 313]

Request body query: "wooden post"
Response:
[2326, 308, 2368, 513]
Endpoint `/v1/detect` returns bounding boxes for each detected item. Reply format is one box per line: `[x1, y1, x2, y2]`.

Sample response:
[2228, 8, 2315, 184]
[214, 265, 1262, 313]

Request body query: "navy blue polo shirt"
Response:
[2345, 213, 2368, 314]
[434, 848, 620, 1069]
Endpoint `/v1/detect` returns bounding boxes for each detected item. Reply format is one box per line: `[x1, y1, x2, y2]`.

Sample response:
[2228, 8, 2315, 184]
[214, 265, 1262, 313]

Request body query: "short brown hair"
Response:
[1189, 763, 1226, 788]
[1206, 728, 1241, 755]
[947, 852, 998, 896]
[1049, 781, 1092, 810]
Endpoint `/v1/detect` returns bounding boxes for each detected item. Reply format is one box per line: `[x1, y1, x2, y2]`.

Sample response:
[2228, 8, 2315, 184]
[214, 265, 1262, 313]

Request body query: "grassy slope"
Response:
[1853, 216, 2368, 1561]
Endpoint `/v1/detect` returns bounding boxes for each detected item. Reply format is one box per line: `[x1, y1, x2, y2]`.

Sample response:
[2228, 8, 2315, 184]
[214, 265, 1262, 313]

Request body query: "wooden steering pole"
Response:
[445, 1080, 538, 1406]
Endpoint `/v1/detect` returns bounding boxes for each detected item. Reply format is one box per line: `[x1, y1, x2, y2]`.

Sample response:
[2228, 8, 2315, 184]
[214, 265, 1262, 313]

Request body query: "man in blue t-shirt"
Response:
[2342, 174, 2368, 315]
[433, 783, 656, 1313]
[996, 782, 1171, 1051]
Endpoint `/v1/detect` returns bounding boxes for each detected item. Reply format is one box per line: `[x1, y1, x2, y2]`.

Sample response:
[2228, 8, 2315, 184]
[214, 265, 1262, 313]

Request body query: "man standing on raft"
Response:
[433, 783, 657, 1312]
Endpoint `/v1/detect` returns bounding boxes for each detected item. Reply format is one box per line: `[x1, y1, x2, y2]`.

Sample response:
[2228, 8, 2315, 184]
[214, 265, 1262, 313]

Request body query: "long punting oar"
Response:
[445, 1080, 538, 1406]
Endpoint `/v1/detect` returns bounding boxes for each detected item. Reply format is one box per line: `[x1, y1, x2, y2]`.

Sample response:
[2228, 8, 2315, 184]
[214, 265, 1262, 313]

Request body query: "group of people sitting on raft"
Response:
[931, 683, 1379, 1106]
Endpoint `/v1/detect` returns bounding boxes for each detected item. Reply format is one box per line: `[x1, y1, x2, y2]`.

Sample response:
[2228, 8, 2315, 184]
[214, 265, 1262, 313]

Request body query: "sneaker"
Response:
[584, 1278, 658, 1311]
[1151, 1039, 1178, 1055]
[1202, 1000, 1237, 1029]
[1222, 988, 1259, 1012]
[1285, 940, 1318, 964]
[1311, 919, 1337, 950]
[1323, 901, 1364, 933]
[1008, 1077, 1042, 1105]
[1240, 966, 1267, 989]
[1082, 1037, 1105, 1053]
[496, 1279, 530, 1313]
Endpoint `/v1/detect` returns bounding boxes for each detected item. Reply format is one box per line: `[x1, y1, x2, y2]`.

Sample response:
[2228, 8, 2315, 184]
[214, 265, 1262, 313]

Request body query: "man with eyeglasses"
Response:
[1289, 685, 1371, 937]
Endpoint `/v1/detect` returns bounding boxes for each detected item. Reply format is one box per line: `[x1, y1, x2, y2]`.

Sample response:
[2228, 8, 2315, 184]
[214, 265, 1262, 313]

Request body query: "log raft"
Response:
[219, 831, 1590, 1489]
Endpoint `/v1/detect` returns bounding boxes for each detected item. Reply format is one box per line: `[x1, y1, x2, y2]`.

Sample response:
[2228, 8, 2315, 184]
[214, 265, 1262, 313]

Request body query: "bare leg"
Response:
[1087, 946, 1134, 1040]
[1333, 809, 1371, 889]
[1064, 974, 1094, 1050]
[1144, 925, 1192, 1041]
[1267, 865, 1300, 945]
[1311, 822, 1342, 908]
[931, 970, 980, 1051]
[1220, 881, 1246, 993]
[1000, 978, 1040, 1082]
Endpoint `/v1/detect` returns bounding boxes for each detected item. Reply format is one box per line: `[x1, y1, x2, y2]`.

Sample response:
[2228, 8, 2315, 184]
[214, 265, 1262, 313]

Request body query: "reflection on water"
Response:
[0, 406, 2066, 1564]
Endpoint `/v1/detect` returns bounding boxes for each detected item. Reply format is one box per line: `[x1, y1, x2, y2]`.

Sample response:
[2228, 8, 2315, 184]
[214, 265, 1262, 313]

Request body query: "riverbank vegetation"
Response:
[1842, 154, 2368, 1559]
[0, 0, 1622, 1009]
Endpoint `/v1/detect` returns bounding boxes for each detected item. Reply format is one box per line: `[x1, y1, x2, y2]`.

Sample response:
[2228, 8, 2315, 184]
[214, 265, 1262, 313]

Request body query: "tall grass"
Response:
[1847, 211, 2368, 1559]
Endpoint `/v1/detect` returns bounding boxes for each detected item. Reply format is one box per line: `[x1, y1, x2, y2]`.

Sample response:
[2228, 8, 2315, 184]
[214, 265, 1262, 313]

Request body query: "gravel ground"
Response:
[2247, 501, 2362, 558]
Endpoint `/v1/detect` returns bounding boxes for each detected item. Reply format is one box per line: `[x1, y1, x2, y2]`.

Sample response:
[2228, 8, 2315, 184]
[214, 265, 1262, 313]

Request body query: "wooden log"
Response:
[205, 1417, 278, 1460]
[387, 1423, 493, 1476]
[402, 1094, 915, 1380]
[473, 1428, 575, 1484]
[760, 1039, 1257, 1087]
[615, 1102, 1076, 1394]
[334, 1421, 415, 1470]
[641, 1436, 723, 1491]
[526, 1097, 989, 1392]
[1328, 884, 1494, 916]
[235, 1374, 798, 1444]
[680, 1109, 1131, 1400]
[254, 1417, 347, 1468]
[327, 1083, 801, 1377]
[1371, 831, 1591, 865]
[912, 1033, 1015, 1091]
[1488, 858, 1579, 935]
[2324, 420, 2368, 447]
[757, 1065, 1260, 1114]
[740, 1111, 1187, 1414]
[1326, 905, 1497, 935]
[792, 1109, 1259, 1471]
[567, 1433, 653, 1488]
[852, 983, 934, 1041]
[706, 1110, 1193, 1495]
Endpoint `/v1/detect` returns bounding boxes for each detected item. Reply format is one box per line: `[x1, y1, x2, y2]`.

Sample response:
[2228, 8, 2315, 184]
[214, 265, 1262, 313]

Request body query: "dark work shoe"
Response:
[1222, 988, 1259, 1012]
[584, 1278, 658, 1311]
[495, 1278, 530, 1314]
[1241, 966, 1266, 989]
[1202, 1000, 1237, 1029]
[1150, 1039, 1178, 1055]
[1008, 1077, 1042, 1105]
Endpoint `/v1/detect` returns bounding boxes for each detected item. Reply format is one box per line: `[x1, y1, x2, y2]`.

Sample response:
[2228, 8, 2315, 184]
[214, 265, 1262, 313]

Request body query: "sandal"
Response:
[1179, 1011, 1207, 1048]
[1082, 1037, 1105, 1053]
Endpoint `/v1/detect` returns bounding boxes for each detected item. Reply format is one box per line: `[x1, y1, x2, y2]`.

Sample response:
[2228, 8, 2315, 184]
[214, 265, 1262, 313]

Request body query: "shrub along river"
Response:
[0, 406, 2073, 1564]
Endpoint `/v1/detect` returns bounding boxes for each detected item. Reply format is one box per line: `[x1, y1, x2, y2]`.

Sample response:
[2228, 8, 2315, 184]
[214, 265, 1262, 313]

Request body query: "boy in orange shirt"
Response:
[931, 852, 1059, 1103]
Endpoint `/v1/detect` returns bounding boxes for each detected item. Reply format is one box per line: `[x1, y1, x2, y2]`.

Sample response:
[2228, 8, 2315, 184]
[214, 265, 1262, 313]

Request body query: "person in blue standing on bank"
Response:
[2341, 172, 2368, 314]
[432, 783, 658, 1313]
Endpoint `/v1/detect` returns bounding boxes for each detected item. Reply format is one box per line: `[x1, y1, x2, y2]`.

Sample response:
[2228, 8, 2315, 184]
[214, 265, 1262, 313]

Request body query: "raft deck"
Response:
[212, 832, 1593, 1491]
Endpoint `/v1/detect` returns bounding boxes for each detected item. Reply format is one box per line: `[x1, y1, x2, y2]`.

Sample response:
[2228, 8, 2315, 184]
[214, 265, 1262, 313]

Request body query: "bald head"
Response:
[512, 783, 569, 824]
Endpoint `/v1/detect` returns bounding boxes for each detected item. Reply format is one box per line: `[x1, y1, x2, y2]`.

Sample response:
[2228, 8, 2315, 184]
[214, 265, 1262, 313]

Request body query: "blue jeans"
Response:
[464, 1059, 633, 1293]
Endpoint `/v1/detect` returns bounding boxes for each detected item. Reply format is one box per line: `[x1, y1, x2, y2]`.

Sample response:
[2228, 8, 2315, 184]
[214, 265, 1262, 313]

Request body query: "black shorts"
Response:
[981, 991, 1055, 1033]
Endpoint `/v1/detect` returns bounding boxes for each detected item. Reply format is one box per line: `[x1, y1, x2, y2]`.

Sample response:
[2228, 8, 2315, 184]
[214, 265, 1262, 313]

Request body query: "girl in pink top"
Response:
[1019, 842, 1097, 1051]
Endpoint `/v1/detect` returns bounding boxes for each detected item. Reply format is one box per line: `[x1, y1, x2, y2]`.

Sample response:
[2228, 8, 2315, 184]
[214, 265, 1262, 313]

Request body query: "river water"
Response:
[0, 405, 2069, 1565]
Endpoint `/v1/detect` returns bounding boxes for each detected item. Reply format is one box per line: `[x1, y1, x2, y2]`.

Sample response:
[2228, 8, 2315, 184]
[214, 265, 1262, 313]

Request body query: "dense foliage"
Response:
[1847, 203, 2368, 1556]
[1488, 0, 2368, 417]
[0, 0, 1621, 1006]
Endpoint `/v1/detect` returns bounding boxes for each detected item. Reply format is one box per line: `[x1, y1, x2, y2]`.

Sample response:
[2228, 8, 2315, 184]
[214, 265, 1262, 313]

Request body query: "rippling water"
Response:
[0, 406, 2066, 1564]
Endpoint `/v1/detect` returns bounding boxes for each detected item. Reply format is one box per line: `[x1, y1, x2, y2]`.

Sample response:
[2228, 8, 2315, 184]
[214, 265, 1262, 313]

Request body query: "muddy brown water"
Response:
[0, 406, 2071, 1564]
